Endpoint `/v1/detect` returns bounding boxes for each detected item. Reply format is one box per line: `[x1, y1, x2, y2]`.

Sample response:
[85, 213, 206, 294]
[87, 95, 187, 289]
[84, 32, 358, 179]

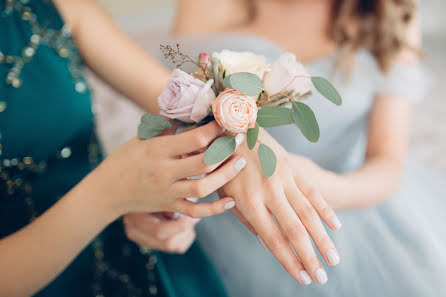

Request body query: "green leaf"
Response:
[257, 106, 294, 128]
[140, 113, 172, 127]
[258, 143, 277, 178]
[223, 75, 232, 89]
[291, 101, 320, 142]
[311, 77, 342, 106]
[227, 72, 264, 96]
[204, 136, 236, 165]
[138, 113, 172, 139]
[247, 123, 259, 150]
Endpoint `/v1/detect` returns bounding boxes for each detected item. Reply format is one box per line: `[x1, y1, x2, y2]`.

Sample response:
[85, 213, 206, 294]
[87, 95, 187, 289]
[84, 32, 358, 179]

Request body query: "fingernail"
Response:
[331, 216, 342, 230]
[234, 157, 247, 171]
[224, 200, 236, 210]
[299, 270, 312, 285]
[315, 269, 328, 284]
[257, 235, 268, 250]
[235, 133, 245, 147]
[172, 212, 184, 220]
[326, 249, 340, 265]
[188, 217, 201, 225]
[190, 218, 201, 224]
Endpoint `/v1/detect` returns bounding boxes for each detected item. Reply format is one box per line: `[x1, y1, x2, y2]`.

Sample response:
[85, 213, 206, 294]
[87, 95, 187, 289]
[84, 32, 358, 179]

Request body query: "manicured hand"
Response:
[218, 128, 341, 285]
[95, 121, 246, 218]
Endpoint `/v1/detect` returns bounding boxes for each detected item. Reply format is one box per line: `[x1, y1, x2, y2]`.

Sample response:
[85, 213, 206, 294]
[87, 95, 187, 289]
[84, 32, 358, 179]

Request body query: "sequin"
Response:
[12, 78, 22, 88]
[60, 147, 72, 158]
[75, 81, 87, 93]
[30, 34, 40, 44]
[58, 48, 69, 57]
[5, 56, 14, 64]
[23, 47, 35, 57]
[0, 101, 6, 112]
[149, 285, 158, 295]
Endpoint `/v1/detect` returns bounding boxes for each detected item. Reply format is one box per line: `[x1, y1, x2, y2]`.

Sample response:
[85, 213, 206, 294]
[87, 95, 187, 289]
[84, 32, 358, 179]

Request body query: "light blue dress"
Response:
[153, 33, 446, 297]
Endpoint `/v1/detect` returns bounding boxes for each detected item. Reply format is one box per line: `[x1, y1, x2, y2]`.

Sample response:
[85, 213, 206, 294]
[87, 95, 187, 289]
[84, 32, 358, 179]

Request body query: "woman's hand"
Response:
[218, 128, 341, 285]
[123, 212, 198, 254]
[92, 121, 246, 219]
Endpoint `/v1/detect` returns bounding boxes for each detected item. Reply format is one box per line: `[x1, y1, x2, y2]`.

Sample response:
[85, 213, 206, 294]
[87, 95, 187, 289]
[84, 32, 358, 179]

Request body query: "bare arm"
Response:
[53, 0, 170, 113]
[291, 96, 412, 210]
[291, 14, 421, 210]
[0, 123, 245, 297]
[0, 173, 119, 297]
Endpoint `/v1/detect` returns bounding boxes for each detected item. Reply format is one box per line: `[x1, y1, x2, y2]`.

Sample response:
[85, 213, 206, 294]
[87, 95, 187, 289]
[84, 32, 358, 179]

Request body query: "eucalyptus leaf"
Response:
[311, 77, 342, 106]
[227, 72, 264, 96]
[204, 136, 236, 165]
[257, 106, 294, 128]
[291, 101, 320, 142]
[247, 123, 259, 150]
[223, 75, 232, 89]
[258, 143, 277, 178]
[137, 113, 172, 140]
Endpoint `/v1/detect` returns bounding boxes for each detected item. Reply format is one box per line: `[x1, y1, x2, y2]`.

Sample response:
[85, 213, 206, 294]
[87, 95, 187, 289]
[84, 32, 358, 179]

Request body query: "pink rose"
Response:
[196, 52, 211, 81]
[158, 69, 215, 123]
[212, 89, 258, 133]
[263, 52, 314, 96]
[198, 52, 211, 67]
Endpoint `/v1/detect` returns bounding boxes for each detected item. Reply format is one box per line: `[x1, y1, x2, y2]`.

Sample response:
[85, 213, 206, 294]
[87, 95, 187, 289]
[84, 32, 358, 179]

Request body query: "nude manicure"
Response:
[234, 157, 247, 171]
[235, 133, 245, 147]
[326, 249, 340, 265]
[315, 269, 328, 284]
[224, 201, 236, 210]
[299, 270, 312, 285]
[331, 216, 342, 230]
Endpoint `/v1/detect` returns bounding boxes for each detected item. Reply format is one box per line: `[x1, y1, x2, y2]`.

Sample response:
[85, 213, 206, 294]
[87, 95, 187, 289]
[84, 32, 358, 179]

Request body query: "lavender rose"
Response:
[263, 52, 314, 97]
[158, 69, 215, 123]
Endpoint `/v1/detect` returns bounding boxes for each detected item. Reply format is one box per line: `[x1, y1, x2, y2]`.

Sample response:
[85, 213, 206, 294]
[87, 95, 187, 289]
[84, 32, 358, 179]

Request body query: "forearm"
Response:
[0, 172, 120, 297]
[290, 154, 404, 210]
[54, 0, 170, 113]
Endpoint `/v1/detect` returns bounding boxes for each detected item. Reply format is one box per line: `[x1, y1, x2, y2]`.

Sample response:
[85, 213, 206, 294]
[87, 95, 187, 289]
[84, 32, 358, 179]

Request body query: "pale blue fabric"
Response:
[154, 33, 444, 297]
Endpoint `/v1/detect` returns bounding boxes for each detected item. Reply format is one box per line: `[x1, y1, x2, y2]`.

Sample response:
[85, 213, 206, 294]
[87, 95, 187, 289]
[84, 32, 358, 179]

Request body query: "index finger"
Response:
[238, 199, 311, 285]
[164, 121, 225, 156]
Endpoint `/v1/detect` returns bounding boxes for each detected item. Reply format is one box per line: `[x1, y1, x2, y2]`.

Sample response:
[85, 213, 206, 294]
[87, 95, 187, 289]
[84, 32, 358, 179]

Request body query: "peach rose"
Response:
[212, 89, 258, 133]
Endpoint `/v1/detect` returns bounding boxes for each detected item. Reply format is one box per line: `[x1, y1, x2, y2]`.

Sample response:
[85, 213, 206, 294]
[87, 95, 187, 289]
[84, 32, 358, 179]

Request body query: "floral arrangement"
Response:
[138, 44, 342, 177]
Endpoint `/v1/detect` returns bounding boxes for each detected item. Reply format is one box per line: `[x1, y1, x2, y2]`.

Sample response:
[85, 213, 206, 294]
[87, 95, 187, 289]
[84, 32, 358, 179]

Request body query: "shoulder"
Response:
[52, 0, 106, 36]
[394, 8, 422, 66]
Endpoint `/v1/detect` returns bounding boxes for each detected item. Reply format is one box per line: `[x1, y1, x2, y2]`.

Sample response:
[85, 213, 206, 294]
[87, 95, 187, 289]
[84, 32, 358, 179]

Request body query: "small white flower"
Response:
[212, 50, 269, 79]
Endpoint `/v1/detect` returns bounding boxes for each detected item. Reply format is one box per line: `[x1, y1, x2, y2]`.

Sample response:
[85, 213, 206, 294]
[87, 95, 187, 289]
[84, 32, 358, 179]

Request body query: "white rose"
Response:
[212, 50, 269, 79]
[263, 52, 314, 96]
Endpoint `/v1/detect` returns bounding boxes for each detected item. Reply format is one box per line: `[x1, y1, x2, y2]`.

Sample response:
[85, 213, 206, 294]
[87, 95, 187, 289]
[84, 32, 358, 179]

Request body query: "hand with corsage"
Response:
[143, 46, 344, 285]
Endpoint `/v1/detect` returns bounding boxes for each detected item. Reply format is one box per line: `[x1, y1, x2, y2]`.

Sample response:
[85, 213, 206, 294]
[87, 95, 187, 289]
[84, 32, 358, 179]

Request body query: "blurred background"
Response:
[93, 0, 446, 176]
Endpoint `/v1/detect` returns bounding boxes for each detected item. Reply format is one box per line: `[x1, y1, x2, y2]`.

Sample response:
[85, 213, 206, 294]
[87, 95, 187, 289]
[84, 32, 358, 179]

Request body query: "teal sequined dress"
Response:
[0, 1, 227, 297]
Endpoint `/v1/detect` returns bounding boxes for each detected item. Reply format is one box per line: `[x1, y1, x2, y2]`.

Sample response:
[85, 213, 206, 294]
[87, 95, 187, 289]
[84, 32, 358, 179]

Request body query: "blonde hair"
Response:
[332, 0, 419, 73]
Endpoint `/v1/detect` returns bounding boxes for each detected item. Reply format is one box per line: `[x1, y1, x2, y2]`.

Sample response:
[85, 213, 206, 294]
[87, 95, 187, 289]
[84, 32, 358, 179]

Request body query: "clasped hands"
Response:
[122, 122, 341, 285]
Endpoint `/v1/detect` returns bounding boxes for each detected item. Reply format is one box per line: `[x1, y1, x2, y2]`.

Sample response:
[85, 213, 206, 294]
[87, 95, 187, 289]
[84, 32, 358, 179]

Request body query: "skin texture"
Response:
[173, 0, 419, 285]
[0, 120, 247, 297]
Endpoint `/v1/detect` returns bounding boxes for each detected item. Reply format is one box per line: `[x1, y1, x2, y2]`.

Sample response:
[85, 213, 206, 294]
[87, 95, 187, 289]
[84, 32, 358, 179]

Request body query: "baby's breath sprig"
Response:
[160, 44, 211, 81]
[160, 44, 199, 69]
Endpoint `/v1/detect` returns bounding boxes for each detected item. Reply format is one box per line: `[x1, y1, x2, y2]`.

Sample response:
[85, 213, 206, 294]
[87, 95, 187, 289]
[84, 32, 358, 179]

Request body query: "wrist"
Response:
[74, 167, 125, 224]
